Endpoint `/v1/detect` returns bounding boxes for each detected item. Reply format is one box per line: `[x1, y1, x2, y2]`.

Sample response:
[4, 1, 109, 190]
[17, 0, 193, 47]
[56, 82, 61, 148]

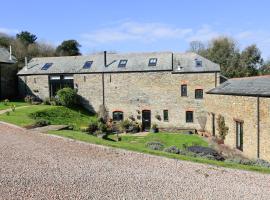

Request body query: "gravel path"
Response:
[0, 122, 270, 200]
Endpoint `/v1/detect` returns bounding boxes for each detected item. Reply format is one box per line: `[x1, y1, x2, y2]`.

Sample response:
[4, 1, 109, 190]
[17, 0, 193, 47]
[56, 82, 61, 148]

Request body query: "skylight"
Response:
[118, 59, 128, 68]
[195, 59, 202, 67]
[41, 63, 53, 70]
[148, 58, 157, 66]
[83, 61, 93, 69]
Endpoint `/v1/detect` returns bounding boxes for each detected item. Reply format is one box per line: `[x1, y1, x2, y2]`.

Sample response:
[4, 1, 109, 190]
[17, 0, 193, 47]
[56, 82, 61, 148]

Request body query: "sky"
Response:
[1, 0, 270, 59]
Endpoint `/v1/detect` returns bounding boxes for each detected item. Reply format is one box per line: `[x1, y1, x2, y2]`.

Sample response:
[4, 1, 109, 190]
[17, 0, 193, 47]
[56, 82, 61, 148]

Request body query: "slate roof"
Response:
[0, 47, 16, 64]
[17, 51, 220, 75]
[207, 76, 270, 97]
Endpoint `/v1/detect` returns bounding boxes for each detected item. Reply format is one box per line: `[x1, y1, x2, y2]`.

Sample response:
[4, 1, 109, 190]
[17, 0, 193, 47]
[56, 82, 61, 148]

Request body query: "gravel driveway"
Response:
[0, 122, 270, 200]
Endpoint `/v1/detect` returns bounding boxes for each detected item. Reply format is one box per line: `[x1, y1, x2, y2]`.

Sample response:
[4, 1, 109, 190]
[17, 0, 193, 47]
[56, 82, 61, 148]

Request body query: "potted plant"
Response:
[151, 123, 159, 133]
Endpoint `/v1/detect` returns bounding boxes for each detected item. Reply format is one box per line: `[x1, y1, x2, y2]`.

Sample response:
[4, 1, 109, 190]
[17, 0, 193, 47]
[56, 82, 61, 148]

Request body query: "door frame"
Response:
[142, 110, 151, 131]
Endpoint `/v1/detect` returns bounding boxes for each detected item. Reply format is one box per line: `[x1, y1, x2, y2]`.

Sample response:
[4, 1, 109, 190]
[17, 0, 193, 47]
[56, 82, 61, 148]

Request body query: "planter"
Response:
[150, 128, 159, 133]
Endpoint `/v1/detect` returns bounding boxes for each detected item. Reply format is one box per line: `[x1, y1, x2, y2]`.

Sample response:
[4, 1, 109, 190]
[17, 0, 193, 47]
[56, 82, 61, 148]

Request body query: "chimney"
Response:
[104, 51, 107, 67]
[24, 57, 28, 71]
[9, 45, 12, 61]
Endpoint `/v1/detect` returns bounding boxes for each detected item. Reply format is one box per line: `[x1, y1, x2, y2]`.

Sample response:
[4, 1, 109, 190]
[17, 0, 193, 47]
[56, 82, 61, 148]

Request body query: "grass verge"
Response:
[0, 105, 95, 129]
[48, 130, 270, 174]
[0, 100, 29, 111]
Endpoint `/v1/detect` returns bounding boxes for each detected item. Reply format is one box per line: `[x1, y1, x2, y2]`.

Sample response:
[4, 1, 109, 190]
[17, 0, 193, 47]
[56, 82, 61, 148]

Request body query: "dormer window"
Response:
[41, 63, 53, 70]
[83, 61, 93, 69]
[118, 59, 127, 68]
[195, 59, 202, 67]
[148, 58, 157, 66]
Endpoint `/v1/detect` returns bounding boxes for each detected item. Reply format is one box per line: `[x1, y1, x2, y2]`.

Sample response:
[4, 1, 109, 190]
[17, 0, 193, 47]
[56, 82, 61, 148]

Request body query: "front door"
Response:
[142, 110, 151, 131]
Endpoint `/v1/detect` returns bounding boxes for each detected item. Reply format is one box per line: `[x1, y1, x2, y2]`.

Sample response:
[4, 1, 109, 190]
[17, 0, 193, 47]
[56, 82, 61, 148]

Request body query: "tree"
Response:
[56, 40, 81, 56]
[188, 41, 206, 54]
[16, 31, 37, 46]
[259, 60, 270, 75]
[240, 44, 263, 77]
[189, 37, 264, 78]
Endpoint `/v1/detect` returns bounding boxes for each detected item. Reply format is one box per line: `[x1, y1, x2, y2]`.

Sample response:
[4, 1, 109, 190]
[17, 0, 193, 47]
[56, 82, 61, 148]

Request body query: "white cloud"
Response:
[80, 20, 270, 58]
[81, 21, 193, 45]
[0, 27, 19, 35]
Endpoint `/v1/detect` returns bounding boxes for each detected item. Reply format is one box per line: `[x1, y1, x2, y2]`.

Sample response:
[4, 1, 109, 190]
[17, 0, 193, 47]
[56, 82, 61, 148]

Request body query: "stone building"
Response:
[0, 47, 17, 99]
[205, 76, 270, 161]
[18, 51, 220, 130]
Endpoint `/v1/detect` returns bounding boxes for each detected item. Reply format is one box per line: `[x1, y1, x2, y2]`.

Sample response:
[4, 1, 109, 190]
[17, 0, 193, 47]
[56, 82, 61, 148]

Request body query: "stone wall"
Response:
[76, 72, 218, 129]
[205, 94, 270, 162]
[19, 71, 218, 130]
[18, 75, 49, 99]
[258, 98, 270, 161]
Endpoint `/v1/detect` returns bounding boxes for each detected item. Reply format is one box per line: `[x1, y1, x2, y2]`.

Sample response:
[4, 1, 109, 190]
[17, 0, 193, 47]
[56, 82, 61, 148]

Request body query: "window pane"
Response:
[163, 110, 168, 121]
[181, 84, 187, 96]
[113, 111, 123, 121]
[186, 111, 193, 123]
[195, 89, 203, 99]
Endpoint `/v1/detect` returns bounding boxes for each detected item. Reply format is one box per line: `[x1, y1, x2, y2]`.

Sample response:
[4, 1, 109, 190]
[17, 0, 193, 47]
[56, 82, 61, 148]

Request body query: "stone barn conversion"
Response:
[0, 47, 17, 99]
[205, 76, 270, 161]
[17, 51, 220, 131]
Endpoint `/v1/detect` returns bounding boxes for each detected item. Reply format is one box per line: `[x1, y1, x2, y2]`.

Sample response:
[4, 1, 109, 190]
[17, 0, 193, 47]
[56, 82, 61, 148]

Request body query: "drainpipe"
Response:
[171, 53, 174, 71]
[257, 96, 260, 159]
[102, 51, 106, 106]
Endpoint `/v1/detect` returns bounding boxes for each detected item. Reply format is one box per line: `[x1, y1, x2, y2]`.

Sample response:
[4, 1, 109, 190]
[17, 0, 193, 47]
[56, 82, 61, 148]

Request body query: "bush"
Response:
[164, 146, 180, 154]
[97, 104, 109, 122]
[11, 104, 16, 112]
[35, 119, 50, 127]
[24, 95, 35, 104]
[88, 120, 98, 134]
[225, 158, 270, 168]
[98, 122, 108, 133]
[187, 146, 224, 161]
[3, 99, 9, 106]
[146, 141, 164, 151]
[120, 119, 132, 133]
[255, 159, 270, 168]
[56, 88, 77, 107]
[217, 115, 229, 140]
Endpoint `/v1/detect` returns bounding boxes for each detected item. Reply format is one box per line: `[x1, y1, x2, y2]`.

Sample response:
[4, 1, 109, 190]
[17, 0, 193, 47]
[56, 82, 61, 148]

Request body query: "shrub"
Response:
[146, 141, 164, 151]
[56, 88, 77, 107]
[11, 104, 16, 112]
[164, 146, 180, 154]
[88, 120, 98, 134]
[255, 159, 270, 168]
[217, 115, 229, 140]
[6, 111, 10, 116]
[187, 146, 224, 161]
[24, 95, 35, 104]
[3, 99, 9, 106]
[151, 123, 159, 133]
[35, 119, 50, 127]
[120, 119, 132, 133]
[98, 122, 108, 133]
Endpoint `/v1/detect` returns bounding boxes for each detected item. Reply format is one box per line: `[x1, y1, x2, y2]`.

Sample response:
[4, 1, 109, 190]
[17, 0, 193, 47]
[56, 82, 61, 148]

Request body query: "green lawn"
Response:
[49, 130, 270, 174]
[0, 105, 96, 129]
[0, 100, 29, 111]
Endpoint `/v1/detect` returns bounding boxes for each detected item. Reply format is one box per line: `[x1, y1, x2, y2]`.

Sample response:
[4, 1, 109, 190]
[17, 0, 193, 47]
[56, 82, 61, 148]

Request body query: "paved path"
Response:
[0, 122, 270, 200]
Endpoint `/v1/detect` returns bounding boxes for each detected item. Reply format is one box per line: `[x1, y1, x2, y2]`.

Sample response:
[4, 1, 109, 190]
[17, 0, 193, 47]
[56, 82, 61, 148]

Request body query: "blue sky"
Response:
[1, 0, 270, 59]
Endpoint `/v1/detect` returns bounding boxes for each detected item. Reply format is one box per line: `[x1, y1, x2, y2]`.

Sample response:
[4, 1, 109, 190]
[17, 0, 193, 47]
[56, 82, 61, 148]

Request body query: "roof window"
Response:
[41, 63, 53, 70]
[148, 58, 157, 66]
[83, 61, 93, 69]
[118, 59, 128, 68]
